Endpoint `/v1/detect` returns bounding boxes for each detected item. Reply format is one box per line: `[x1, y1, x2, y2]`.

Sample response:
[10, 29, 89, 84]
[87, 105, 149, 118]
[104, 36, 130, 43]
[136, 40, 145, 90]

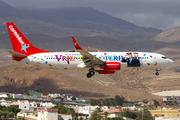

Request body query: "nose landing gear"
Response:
[86, 68, 95, 78]
[155, 69, 159, 76]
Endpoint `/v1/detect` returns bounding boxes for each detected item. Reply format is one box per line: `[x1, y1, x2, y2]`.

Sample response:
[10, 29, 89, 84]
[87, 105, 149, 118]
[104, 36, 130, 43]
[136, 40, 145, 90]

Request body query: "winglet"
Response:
[72, 37, 82, 50]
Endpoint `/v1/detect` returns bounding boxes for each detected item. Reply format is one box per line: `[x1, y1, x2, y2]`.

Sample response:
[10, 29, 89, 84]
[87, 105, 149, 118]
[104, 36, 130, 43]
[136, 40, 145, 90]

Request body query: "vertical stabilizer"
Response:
[6, 22, 49, 56]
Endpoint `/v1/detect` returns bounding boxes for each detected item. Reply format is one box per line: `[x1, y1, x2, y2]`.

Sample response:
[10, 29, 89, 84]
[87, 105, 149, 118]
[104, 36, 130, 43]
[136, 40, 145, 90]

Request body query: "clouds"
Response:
[2, 0, 180, 30]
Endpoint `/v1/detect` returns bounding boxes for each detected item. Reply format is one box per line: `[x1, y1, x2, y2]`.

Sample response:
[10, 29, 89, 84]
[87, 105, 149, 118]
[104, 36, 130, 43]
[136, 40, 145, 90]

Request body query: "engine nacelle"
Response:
[99, 70, 115, 74]
[104, 62, 120, 71]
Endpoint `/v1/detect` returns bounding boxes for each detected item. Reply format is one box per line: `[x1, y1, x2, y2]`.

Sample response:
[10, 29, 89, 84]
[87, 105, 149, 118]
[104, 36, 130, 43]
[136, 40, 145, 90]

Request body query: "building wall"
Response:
[38, 111, 47, 120]
[149, 109, 180, 119]
[19, 103, 30, 111]
[58, 114, 72, 120]
[108, 113, 119, 118]
[0, 93, 8, 98]
[47, 111, 58, 120]
[38, 111, 58, 120]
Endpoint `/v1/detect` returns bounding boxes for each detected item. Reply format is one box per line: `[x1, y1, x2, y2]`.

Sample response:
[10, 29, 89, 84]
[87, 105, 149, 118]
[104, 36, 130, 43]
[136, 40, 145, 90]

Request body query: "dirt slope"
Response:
[154, 26, 180, 43]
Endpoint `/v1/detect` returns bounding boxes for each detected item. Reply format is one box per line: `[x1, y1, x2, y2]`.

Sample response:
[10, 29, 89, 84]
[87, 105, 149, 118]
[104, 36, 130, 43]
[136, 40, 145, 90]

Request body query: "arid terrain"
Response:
[0, 45, 180, 101]
[0, 0, 180, 101]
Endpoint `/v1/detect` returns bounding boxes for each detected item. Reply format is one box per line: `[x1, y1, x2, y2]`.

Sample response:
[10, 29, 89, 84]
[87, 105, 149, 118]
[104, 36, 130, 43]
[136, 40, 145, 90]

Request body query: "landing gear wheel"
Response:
[87, 73, 92, 78]
[155, 69, 159, 76]
[90, 70, 95, 76]
[86, 68, 95, 78]
[155, 72, 159, 76]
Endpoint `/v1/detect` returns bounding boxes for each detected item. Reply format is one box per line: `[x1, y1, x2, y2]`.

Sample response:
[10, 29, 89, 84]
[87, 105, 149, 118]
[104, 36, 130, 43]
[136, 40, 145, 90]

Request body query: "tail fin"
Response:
[6, 22, 49, 57]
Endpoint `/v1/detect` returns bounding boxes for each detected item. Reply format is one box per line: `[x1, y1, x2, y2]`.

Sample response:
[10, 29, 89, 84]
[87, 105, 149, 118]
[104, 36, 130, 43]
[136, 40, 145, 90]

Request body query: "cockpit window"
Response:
[162, 57, 167, 59]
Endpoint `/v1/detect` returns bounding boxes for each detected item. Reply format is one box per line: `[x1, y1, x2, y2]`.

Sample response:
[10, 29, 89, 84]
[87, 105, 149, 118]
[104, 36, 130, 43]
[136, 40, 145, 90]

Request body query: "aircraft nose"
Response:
[168, 59, 174, 64]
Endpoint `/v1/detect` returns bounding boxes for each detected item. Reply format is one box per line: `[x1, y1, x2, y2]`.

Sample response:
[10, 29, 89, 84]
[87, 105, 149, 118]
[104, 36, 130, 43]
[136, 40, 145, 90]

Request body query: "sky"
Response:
[2, 0, 180, 30]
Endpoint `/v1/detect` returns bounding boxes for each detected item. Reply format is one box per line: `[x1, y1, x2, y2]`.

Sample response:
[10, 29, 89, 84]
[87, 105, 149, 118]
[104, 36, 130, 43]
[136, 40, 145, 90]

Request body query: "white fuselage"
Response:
[21, 52, 174, 70]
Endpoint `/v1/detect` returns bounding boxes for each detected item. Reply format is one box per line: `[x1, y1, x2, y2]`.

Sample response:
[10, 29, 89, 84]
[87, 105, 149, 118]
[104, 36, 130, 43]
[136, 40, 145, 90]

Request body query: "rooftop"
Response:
[37, 108, 58, 112]
[99, 109, 137, 114]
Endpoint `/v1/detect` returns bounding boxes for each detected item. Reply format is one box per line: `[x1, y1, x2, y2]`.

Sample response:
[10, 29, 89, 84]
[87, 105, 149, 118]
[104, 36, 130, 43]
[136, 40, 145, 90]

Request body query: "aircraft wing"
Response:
[72, 37, 104, 68]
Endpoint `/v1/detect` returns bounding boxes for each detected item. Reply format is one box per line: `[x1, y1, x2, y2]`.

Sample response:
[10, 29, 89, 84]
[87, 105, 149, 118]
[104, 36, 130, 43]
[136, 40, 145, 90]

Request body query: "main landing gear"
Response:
[155, 69, 159, 76]
[87, 68, 95, 78]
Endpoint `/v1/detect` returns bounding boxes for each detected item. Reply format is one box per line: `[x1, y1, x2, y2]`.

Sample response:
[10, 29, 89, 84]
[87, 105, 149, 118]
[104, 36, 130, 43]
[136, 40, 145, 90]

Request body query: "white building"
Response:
[0, 92, 10, 98]
[37, 109, 58, 120]
[19, 101, 29, 111]
[58, 114, 72, 120]
[1, 100, 29, 111]
[17, 111, 37, 120]
[76, 105, 100, 118]
[1, 100, 40, 111]
[75, 97, 89, 103]
[48, 93, 61, 98]
[67, 95, 73, 101]
[17, 109, 59, 120]
[12, 94, 26, 99]
[121, 105, 137, 111]
[155, 117, 178, 120]
[40, 102, 55, 108]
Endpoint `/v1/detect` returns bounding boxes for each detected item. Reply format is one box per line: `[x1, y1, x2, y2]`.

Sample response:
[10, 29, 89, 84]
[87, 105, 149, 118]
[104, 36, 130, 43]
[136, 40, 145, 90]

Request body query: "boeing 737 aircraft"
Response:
[6, 22, 174, 78]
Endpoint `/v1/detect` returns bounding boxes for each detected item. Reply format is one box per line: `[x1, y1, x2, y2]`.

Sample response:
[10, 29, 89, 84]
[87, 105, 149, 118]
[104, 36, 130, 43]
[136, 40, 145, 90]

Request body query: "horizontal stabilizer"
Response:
[8, 50, 27, 58]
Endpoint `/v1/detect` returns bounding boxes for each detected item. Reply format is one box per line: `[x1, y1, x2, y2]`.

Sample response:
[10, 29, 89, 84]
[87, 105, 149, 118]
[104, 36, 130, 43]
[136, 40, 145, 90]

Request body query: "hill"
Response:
[0, 18, 118, 39]
[0, 33, 173, 52]
[28, 7, 161, 34]
[0, 1, 162, 41]
[154, 26, 180, 43]
[0, 1, 179, 101]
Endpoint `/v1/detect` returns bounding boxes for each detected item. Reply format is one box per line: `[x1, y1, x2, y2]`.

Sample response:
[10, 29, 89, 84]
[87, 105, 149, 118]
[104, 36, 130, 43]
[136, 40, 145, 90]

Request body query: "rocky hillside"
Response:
[0, 1, 162, 40]
[154, 26, 180, 43]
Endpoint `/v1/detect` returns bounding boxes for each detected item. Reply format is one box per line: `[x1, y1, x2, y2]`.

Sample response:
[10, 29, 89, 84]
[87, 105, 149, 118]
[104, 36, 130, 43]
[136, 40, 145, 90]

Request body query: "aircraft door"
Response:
[154, 56, 157, 67]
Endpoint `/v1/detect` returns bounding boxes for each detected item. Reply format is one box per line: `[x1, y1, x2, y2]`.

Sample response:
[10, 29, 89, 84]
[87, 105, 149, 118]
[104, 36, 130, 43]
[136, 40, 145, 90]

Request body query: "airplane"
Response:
[6, 22, 174, 78]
